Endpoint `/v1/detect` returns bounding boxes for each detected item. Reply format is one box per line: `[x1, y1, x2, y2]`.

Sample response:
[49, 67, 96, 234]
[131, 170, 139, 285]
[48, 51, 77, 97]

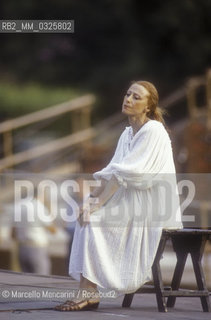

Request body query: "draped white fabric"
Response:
[69, 120, 183, 294]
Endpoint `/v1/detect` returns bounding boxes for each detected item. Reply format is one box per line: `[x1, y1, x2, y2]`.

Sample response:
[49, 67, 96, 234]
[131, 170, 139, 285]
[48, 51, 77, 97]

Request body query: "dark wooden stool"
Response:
[122, 228, 211, 312]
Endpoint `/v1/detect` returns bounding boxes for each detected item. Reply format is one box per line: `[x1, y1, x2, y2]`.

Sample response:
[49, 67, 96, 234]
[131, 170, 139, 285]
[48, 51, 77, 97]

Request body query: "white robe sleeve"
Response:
[93, 128, 127, 181]
[94, 121, 175, 189]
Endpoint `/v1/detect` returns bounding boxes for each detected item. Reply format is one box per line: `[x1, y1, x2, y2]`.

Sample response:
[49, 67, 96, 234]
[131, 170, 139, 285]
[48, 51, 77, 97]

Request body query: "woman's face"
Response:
[122, 83, 150, 116]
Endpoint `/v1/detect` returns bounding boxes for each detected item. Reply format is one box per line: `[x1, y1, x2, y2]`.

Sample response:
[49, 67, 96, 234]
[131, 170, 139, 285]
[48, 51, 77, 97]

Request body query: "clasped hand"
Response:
[78, 197, 101, 226]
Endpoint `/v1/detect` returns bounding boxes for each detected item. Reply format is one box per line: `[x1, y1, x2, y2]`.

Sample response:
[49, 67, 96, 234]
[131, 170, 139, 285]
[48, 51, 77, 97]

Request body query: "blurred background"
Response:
[0, 0, 210, 288]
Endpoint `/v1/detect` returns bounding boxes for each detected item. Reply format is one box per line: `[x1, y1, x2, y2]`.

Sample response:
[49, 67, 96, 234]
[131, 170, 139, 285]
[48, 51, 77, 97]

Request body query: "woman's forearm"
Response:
[79, 176, 120, 224]
[97, 176, 119, 207]
[90, 178, 107, 197]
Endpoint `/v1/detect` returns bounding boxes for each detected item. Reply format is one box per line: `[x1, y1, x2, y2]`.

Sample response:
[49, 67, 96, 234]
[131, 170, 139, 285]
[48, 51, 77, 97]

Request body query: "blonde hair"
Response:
[135, 81, 166, 125]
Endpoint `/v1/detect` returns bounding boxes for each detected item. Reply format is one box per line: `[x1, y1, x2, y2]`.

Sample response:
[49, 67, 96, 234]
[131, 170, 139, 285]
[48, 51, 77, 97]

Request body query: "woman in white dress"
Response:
[55, 81, 183, 311]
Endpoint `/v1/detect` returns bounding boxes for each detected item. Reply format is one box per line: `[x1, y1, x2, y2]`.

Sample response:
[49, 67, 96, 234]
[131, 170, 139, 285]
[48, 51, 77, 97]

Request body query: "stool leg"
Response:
[122, 293, 135, 308]
[191, 236, 211, 312]
[152, 236, 168, 312]
[167, 251, 188, 308]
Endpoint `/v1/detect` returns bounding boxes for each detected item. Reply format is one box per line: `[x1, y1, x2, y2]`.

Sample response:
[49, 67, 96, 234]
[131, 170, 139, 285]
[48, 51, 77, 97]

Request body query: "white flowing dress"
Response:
[69, 120, 183, 294]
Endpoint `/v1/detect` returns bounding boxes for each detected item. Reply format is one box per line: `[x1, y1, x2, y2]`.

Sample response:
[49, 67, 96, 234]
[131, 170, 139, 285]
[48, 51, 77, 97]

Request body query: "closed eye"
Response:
[125, 92, 142, 99]
[134, 94, 141, 100]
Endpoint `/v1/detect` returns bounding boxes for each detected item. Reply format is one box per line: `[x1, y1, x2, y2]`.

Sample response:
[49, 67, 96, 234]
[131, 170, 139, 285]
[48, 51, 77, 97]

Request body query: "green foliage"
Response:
[0, 82, 79, 118]
[0, 0, 211, 119]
